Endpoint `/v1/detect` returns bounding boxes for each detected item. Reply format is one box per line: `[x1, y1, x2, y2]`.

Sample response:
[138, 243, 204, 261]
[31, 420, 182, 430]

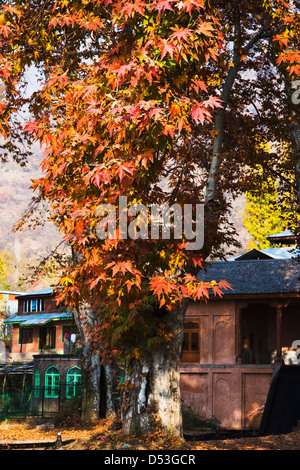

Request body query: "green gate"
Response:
[0, 388, 32, 420]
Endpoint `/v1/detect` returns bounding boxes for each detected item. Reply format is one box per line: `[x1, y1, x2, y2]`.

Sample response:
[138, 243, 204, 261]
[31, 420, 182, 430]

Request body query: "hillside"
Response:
[0, 148, 67, 289]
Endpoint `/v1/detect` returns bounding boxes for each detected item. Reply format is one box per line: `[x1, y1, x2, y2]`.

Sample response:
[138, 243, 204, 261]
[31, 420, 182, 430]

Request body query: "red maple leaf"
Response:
[191, 104, 210, 124]
[154, 0, 174, 12]
[157, 40, 175, 60]
[170, 26, 192, 43]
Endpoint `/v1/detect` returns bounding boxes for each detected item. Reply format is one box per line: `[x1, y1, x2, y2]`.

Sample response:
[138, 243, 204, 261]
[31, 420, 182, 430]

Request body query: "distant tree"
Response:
[0, 247, 42, 291]
[243, 183, 287, 249]
[243, 144, 300, 250]
[0, 252, 8, 289]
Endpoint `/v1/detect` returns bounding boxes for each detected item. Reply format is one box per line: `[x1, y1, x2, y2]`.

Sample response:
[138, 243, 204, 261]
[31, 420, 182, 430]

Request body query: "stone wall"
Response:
[180, 364, 274, 429]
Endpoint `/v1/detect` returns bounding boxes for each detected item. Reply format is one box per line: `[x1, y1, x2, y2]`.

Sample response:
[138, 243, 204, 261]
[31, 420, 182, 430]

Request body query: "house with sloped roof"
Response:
[1, 288, 82, 417]
[266, 230, 297, 245]
[4, 287, 78, 362]
[180, 230, 300, 431]
[227, 230, 299, 261]
[228, 246, 299, 261]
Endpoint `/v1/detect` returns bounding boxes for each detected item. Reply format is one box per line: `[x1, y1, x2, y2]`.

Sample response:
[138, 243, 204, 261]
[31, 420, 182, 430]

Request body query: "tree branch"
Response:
[205, 23, 285, 204]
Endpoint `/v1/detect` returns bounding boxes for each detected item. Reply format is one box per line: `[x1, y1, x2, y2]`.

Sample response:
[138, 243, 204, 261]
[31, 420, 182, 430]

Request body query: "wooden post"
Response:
[235, 302, 248, 359]
[276, 305, 283, 358]
[2, 374, 6, 395]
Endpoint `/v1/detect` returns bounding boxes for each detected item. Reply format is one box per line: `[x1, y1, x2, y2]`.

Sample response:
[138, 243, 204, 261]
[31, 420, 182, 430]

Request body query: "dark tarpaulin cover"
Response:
[260, 365, 300, 435]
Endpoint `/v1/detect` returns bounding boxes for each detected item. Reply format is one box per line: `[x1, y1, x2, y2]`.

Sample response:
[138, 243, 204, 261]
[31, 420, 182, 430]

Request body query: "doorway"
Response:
[39, 326, 56, 351]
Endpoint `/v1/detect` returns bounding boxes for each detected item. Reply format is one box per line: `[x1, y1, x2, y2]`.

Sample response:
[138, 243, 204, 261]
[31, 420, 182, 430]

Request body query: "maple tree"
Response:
[1, 0, 300, 436]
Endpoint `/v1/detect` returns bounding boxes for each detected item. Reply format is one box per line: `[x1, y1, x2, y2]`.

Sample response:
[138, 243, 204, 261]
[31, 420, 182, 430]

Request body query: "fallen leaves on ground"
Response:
[0, 420, 97, 443]
[1, 420, 300, 450]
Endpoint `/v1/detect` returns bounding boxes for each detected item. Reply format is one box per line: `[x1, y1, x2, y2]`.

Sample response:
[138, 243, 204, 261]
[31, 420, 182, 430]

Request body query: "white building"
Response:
[0, 290, 26, 315]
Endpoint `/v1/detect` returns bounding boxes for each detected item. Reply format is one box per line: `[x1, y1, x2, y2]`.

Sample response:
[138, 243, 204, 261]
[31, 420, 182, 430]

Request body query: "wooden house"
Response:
[4, 288, 78, 362]
[2, 289, 81, 417]
[180, 232, 300, 430]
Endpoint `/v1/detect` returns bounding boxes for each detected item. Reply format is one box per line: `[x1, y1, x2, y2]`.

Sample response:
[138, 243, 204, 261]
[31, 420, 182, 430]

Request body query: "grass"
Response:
[182, 402, 220, 432]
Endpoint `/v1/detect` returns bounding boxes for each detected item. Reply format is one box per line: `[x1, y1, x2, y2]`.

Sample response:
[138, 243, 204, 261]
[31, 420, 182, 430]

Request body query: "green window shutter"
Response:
[66, 367, 82, 398]
[45, 366, 60, 398]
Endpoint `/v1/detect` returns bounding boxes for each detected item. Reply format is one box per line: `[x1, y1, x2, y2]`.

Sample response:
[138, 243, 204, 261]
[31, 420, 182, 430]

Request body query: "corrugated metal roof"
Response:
[4, 312, 73, 325]
[15, 288, 54, 298]
[0, 363, 33, 375]
[266, 230, 295, 238]
[260, 247, 299, 259]
[227, 247, 299, 261]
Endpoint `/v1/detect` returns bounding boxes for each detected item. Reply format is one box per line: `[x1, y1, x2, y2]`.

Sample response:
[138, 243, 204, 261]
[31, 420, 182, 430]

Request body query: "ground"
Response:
[1, 419, 300, 450]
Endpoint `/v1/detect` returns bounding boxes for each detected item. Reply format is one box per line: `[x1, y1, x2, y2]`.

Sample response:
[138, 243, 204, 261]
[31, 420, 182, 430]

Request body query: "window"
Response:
[23, 298, 45, 313]
[19, 328, 33, 344]
[34, 367, 40, 398]
[66, 367, 82, 398]
[181, 321, 200, 363]
[45, 366, 60, 398]
[38, 298, 45, 312]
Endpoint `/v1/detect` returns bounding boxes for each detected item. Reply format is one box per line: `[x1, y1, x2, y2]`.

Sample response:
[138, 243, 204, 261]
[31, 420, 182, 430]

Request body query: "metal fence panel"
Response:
[0, 384, 82, 421]
[0, 395, 8, 421]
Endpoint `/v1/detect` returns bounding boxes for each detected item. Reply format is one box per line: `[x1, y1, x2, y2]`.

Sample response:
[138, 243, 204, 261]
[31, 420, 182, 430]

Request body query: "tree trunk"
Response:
[80, 342, 102, 421]
[205, 54, 241, 203]
[74, 302, 115, 421]
[121, 300, 187, 437]
[104, 362, 116, 418]
[206, 23, 276, 203]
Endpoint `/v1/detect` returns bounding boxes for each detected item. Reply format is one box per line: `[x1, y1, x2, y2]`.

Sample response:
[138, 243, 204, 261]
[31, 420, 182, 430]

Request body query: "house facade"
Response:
[2, 288, 82, 415]
[0, 290, 27, 361]
[0, 290, 25, 315]
[180, 236, 300, 430]
[4, 288, 78, 362]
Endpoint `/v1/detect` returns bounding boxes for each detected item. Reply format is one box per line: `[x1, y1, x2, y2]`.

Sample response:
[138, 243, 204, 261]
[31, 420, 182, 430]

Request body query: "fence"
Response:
[0, 383, 82, 421]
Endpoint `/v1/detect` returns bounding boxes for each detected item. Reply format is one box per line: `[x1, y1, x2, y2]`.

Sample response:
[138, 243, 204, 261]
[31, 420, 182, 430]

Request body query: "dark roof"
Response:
[233, 249, 271, 261]
[198, 259, 300, 296]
